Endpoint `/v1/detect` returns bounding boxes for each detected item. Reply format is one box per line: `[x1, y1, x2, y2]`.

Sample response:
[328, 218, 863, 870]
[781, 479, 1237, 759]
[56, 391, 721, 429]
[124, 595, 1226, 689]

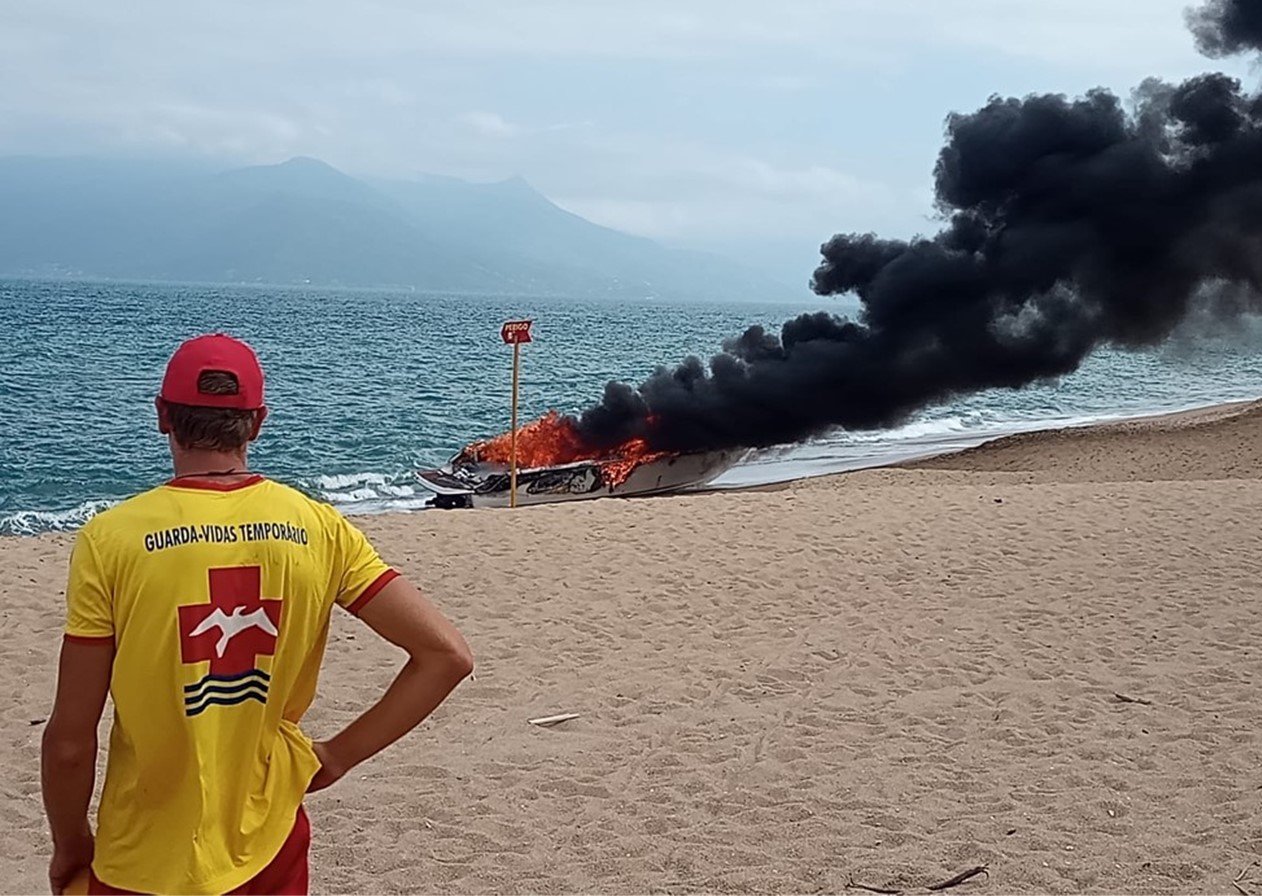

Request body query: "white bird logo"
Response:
[188, 606, 278, 658]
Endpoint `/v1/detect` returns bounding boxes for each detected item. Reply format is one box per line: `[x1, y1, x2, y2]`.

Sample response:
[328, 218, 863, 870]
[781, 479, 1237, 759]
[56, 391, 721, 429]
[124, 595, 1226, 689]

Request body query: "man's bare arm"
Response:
[42, 640, 112, 849]
[310, 576, 472, 789]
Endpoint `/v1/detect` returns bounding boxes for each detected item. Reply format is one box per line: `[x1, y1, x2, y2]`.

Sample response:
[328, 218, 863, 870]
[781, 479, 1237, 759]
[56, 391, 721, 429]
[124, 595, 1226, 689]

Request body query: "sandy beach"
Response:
[4, 400, 1262, 895]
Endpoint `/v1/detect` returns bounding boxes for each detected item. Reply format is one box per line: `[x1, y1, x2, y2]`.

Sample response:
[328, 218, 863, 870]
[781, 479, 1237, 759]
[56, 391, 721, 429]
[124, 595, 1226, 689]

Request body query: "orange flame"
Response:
[458, 411, 668, 487]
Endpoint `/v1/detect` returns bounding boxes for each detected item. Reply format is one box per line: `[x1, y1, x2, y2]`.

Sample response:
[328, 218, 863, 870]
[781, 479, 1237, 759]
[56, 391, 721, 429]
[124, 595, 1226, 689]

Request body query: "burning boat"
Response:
[416, 411, 742, 509]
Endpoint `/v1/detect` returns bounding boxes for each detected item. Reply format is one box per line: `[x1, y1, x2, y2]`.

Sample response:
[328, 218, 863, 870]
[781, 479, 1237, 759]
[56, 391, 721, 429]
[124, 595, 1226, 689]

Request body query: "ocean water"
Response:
[4, 277, 1262, 535]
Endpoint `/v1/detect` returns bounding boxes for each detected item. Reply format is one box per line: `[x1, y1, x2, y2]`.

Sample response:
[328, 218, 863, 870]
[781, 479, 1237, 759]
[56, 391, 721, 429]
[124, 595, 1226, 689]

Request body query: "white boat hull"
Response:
[416, 449, 743, 509]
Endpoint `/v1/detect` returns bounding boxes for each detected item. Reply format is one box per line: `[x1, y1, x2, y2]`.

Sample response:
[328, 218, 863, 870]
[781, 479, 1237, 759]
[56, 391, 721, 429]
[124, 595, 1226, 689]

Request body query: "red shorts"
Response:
[88, 806, 311, 895]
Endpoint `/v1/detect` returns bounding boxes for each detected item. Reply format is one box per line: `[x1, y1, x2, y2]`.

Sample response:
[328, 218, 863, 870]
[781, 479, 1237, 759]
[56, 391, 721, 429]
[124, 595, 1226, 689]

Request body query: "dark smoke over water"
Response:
[576, 0, 1262, 456]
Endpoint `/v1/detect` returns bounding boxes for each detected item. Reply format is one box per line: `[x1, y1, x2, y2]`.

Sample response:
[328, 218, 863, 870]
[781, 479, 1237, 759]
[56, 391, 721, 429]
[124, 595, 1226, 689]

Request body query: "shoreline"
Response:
[3, 394, 1260, 538]
[894, 395, 1262, 470]
[695, 394, 1262, 497]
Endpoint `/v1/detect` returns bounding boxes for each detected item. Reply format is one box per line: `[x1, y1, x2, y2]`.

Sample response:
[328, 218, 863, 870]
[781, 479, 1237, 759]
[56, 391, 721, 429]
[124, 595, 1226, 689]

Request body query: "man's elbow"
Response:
[431, 638, 474, 686]
[41, 724, 97, 771]
[443, 640, 474, 684]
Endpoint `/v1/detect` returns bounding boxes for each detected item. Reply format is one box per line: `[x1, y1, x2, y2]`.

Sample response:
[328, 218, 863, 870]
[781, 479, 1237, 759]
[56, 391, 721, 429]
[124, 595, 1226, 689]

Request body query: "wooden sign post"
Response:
[500, 319, 533, 507]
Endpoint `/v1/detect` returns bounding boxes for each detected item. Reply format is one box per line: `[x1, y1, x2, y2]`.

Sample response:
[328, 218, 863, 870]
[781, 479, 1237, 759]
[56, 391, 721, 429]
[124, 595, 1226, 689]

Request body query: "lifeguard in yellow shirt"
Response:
[40, 333, 474, 895]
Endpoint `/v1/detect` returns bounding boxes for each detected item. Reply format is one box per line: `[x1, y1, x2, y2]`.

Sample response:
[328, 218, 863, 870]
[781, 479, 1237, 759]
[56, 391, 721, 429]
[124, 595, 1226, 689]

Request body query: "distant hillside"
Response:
[0, 155, 795, 300]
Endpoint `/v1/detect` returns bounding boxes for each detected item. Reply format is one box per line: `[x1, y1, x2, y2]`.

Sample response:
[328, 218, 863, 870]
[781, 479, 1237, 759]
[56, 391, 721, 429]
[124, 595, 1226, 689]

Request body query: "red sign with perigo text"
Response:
[501, 319, 533, 345]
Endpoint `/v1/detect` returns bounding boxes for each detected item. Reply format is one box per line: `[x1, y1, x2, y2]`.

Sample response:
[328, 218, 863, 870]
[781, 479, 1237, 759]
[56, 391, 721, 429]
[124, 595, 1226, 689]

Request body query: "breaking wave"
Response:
[301, 470, 434, 516]
[0, 471, 433, 537]
[0, 499, 120, 536]
[709, 396, 1252, 488]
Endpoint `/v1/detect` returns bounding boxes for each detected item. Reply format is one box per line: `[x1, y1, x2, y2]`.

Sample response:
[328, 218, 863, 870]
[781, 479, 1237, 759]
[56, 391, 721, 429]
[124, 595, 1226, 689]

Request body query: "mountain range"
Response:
[0, 155, 797, 301]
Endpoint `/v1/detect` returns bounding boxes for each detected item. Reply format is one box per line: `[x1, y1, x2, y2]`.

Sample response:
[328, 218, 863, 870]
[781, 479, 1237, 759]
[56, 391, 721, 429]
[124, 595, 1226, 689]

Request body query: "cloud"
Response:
[549, 140, 919, 245]
[2, 0, 1228, 78]
[1, 0, 1255, 268]
[460, 111, 520, 139]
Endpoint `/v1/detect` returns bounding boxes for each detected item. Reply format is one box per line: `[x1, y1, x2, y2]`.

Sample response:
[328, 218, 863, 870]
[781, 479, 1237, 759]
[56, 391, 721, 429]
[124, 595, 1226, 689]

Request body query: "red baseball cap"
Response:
[159, 333, 266, 410]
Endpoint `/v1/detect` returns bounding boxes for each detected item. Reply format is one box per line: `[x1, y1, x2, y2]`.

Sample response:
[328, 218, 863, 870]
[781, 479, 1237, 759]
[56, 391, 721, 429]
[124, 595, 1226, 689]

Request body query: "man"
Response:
[40, 333, 474, 895]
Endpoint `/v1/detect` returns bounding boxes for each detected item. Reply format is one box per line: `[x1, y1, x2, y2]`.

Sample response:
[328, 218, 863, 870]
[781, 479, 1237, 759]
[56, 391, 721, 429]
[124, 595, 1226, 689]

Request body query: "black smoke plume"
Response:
[574, 0, 1262, 456]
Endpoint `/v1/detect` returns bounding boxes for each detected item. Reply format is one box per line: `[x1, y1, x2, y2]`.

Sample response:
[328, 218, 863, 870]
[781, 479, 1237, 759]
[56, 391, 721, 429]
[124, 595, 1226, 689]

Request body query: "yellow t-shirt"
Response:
[63, 475, 397, 895]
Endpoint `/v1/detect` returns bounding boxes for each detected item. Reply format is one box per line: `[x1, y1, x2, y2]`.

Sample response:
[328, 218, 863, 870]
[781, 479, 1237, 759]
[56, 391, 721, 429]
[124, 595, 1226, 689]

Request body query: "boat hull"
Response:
[417, 449, 742, 509]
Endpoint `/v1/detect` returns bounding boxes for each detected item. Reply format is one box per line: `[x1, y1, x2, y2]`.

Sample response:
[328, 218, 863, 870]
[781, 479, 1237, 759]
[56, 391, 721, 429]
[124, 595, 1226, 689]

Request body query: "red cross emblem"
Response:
[178, 567, 283, 677]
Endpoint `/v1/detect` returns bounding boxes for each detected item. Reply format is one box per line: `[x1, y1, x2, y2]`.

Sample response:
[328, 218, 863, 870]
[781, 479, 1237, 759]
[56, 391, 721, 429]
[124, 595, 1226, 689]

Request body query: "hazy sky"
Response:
[2, 1, 1256, 279]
